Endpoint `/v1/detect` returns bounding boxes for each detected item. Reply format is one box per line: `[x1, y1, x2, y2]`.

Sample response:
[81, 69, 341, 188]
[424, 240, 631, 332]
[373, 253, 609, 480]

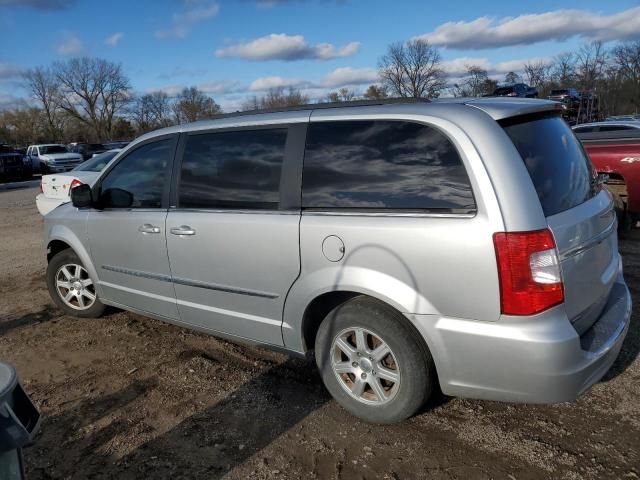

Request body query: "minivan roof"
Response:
[136, 97, 560, 142]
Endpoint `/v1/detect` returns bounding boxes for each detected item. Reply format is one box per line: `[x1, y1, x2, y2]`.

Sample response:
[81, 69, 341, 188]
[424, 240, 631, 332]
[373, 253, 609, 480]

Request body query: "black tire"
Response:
[612, 193, 633, 238]
[40, 162, 48, 174]
[46, 249, 105, 318]
[315, 296, 435, 423]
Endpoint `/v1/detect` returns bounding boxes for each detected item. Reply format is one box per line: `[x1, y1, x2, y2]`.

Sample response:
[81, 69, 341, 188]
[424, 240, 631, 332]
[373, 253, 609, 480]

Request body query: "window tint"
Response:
[573, 126, 595, 133]
[179, 128, 287, 210]
[503, 115, 596, 216]
[99, 139, 172, 209]
[599, 125, 634, 132]
[302, 121, 475, 211]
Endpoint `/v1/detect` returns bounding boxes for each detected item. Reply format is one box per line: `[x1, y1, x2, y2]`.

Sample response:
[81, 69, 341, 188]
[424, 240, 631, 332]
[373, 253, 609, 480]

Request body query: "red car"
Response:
[574, 123, 640, 231]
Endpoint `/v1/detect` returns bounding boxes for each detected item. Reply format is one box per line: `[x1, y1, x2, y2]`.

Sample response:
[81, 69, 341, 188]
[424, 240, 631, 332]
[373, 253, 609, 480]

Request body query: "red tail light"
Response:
[493, 229, 564, 316]
[69, 179, 83, 190]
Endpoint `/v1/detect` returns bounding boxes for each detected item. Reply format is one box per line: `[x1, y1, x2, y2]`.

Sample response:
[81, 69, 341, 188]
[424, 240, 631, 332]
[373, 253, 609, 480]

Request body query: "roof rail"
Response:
[209, 97, 430, 121]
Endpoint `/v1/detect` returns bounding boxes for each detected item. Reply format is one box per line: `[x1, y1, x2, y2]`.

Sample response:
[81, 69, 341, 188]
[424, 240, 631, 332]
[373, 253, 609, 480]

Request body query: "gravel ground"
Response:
[0, 187, 638, 480]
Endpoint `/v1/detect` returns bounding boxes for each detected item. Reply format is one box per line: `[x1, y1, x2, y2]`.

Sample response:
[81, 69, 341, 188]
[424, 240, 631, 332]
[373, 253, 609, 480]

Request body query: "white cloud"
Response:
[249, 76, 307, 91]
[414, 7, 640, 49]
[147, 80, 241, 97]
[156, 0, 219, 40]
[0, 63, 25, 79]
[321, 66, 378, 88]
[215, 33, 360, 61]
[255, 0, 348, 8]
[56, 32, 85, 56]
[441, 57, 552, 76]
[0, 93, 28, 110]
[198, 80, 242, 94]
[104, 32, 123, 47]
[147, 84, 185, 96]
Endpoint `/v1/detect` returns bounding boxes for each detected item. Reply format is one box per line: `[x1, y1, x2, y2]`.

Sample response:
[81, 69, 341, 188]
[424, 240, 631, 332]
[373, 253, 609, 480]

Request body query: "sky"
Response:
[0, 0, 639, 111]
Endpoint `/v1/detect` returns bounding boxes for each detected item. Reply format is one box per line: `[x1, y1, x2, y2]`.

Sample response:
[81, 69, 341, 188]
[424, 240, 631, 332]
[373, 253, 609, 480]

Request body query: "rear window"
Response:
[40, 145, 68, 154]
[502, 114, 596, 216]
[493, 87, 515, 95]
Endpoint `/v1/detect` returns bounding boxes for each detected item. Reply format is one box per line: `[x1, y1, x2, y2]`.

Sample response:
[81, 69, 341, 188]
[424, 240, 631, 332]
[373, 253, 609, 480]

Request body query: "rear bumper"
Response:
[35, 194, 66, 216]
[410, 269, 631, 403]
[46, 165, 78, 173]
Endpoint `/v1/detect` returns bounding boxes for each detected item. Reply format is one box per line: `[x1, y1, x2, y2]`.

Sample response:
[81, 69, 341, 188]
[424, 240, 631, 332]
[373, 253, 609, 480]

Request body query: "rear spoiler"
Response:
[463, 98, 562, 121]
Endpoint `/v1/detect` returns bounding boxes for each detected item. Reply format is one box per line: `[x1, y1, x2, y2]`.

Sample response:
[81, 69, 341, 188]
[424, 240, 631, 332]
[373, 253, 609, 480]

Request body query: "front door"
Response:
[87, 136, 179, 320]
[166, 127, 302, 345]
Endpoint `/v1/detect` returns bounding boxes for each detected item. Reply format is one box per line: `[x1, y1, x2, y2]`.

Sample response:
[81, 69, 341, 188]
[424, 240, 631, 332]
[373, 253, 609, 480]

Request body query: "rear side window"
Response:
[179, 128, 287, 210]
[573, 126, 596, 134]
[502, 115, 595, 216]
[599, 125, 634, 132]
[302, 120, 475, 212]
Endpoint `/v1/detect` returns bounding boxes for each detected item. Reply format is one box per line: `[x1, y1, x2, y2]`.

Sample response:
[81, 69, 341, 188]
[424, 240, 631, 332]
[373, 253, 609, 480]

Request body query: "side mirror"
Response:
[70, 184, 93, 208]
[101, 188, 133, 208]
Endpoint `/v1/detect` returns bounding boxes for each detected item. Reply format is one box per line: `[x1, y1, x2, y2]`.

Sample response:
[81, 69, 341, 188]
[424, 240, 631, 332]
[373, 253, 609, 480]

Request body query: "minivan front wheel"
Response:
[47, 249, 105, 318]
[315, 296, 435, 423]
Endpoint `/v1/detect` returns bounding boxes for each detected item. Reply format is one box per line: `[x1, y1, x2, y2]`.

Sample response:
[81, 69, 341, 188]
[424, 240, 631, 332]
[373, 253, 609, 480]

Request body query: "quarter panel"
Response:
[283, 213, 500, 352]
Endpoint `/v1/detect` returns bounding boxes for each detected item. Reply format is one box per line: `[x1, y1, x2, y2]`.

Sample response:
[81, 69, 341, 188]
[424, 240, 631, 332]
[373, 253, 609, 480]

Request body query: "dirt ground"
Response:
[0, 186, 638, 480]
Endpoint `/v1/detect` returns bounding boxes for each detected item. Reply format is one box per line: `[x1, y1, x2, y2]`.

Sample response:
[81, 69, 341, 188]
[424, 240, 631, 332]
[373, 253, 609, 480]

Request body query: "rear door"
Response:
[503, 114, 618, 334]
[165, 124, 305, 345]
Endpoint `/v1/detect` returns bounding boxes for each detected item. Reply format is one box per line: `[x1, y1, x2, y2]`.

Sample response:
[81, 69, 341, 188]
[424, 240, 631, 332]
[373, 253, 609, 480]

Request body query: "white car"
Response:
[26, 144, 84, 174]
[36, 149, 121, 216]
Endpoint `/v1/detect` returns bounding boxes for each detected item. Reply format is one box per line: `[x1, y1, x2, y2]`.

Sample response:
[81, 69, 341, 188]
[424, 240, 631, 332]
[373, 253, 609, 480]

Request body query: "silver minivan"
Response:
[44, 98, 632, 423]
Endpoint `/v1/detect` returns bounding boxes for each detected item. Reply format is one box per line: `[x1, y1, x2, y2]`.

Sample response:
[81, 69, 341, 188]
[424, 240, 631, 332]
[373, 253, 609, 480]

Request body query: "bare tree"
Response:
[363, 84, 388, 99]
[504, 71, 521, 84]
[0, 108, 48, 145]
[378, 40, 446, 98]
[612, 41, 640, 84]
[131, 91, 174, 133]
[173, 87, 222, 123]
[523, 60, 550, 89]
[576, 41, 608, 90]
[242, 87, 309, 111]
[53, 57, 131, 140]
[550, 52, 576, 86]
[326, 87, 356, 102]
[451, 65, 496, 97]
[23, 67, 62, 140]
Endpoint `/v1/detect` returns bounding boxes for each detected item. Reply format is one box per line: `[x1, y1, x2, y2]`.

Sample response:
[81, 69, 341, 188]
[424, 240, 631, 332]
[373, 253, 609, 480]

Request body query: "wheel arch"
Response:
[295, 290, 441, 391]
[291, 288, 436, 364]
[47, 225, 101, 296]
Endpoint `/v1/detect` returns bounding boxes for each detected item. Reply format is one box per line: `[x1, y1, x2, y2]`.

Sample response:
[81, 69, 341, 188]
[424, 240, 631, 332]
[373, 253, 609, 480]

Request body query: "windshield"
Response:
[502, 114, 596, 216]
[73, 150, 118, 172]
[40, 145, 68, 154]
[550, 90, 568, 95]
[493, 87, 515, 95]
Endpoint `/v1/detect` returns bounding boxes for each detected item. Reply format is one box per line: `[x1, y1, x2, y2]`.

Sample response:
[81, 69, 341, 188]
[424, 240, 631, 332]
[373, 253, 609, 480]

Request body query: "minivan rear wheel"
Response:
[315, 296, 435, 423]
[47, 249, 105, 318]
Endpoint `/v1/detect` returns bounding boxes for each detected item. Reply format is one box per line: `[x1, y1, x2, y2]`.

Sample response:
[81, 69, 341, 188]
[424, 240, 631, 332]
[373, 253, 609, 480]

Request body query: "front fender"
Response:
[46, 214, 102, 297]
[282, 265, 438, 353]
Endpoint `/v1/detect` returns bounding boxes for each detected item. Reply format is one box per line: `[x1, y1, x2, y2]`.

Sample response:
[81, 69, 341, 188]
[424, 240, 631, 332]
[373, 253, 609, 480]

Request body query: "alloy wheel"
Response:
[55, 263, 96, 311]
[330, 327, 401, 405]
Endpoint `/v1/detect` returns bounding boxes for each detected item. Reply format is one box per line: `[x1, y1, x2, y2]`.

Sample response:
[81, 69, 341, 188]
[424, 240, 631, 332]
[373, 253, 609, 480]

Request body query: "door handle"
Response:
[170, 225, 196, 236]
[138, 224, 161, 234]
